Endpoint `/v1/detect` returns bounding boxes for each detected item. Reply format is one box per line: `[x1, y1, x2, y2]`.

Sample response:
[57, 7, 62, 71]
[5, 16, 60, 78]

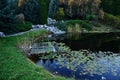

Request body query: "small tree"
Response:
[53, 8, 65, 20]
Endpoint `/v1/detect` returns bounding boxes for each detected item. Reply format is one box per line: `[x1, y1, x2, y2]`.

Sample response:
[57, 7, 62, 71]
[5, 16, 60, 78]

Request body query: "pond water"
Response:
[29, 32, 120, 80]
[50, 32, 120, 53]
[36, 57, 120, 80]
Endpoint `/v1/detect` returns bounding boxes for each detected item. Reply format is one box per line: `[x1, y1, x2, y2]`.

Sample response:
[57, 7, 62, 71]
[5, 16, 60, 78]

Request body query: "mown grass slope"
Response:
[0, 30, 68, 80]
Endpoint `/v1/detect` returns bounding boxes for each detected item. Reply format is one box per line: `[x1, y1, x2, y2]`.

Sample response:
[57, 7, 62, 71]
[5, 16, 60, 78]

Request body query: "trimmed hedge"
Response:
[56, 20, 93, 32]
[66, 20, 92, 31]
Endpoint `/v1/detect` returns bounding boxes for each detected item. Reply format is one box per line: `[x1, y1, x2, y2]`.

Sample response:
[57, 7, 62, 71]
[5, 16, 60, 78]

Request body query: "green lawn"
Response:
[0, 30, 69, 80]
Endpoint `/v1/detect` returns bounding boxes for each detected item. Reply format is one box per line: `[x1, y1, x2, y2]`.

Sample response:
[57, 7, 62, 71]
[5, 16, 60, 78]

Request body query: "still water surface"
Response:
[31, 32, 120, 80]
[51, 32, 120, 53]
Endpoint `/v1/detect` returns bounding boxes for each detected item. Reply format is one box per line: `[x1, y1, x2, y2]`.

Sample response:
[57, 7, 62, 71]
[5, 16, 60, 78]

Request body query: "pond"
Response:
[36, 56, 120, 80]
[29, 32, 120, 80]
[50, 32, 120, 53]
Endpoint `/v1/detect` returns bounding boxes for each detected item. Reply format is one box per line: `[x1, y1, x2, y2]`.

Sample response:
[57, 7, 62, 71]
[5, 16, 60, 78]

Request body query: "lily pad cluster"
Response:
[41, 42, 120, 76]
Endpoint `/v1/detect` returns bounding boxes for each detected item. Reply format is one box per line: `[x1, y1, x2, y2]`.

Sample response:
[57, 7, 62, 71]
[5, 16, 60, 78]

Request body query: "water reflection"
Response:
[33, 32, 120, 80]
[37, 59, 73, 77]
[66, 33, 81, 40]
[37, 54, 120, 80]
[50, 32, 120, 53]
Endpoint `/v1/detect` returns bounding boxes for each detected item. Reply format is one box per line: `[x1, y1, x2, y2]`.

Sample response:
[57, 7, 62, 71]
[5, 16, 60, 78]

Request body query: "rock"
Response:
[0, 32, 5, 38]
[47, 18, 52, 25]
[31, 22, 65, 35]
[47, 17, 57, 25]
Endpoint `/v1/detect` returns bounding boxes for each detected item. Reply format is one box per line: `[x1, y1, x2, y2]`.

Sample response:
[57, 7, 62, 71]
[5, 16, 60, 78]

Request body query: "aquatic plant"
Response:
[56, 47, 120, 76]
[40, 42, 120, 77]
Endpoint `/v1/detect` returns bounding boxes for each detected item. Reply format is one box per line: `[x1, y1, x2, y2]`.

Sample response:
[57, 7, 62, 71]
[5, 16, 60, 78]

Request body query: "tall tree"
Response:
[16, 0, 41, 24]
[38, 0, 50, 24]
[49, 0, 101, 19]
[114, 0, 120, 15]
[48, 0, 59, 18]
[0, 0, 16, 34]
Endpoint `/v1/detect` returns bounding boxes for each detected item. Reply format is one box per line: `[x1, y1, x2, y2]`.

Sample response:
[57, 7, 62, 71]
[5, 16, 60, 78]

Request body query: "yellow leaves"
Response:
[99, 9, 105, 19]
[53, 8, 65, 20]
[68, 0, 74, 6]
[59, 8, 64, 15]
[60, 0, 65, 3]
[26, 0, 30, 2]
[18, 0, 30, 7]
[18, 0, 23, 7]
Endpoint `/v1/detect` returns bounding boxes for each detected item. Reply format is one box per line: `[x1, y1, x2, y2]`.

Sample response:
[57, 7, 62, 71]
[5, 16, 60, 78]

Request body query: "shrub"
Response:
[55, 21, 66, 30]
[0, 8, 17, 34]
[91, 15, 97, 20]
[101, 13, 120, 29]
[67, 26, 73, 32]
[67, 23, 82, 33]
[86, 14, 97, 20]
[58, 20, 93, 32]
[91, 22, 101, 27]
[16, 21, 32, 32]
[0, 21, 16, 35]
[86, 14, 91, 20]
[37, 0, 50, 24]
[75, 24, 82, 32]
[66, 20, 92, 31]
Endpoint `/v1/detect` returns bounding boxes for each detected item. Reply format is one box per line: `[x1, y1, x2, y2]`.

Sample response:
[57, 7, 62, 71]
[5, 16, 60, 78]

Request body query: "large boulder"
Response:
[47, 17, 57, 25]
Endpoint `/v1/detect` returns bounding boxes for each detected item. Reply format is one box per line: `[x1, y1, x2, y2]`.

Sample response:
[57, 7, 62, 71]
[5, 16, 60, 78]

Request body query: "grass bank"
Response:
[0, 30, 68, 80]
[56, 19, 120, 33]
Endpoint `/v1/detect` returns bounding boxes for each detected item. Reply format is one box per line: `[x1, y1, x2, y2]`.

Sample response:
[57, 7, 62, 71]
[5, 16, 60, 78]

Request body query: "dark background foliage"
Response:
[0, 0, 51, 34]
[101, 0, 120, 16]
[1, 0, 120, 34]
